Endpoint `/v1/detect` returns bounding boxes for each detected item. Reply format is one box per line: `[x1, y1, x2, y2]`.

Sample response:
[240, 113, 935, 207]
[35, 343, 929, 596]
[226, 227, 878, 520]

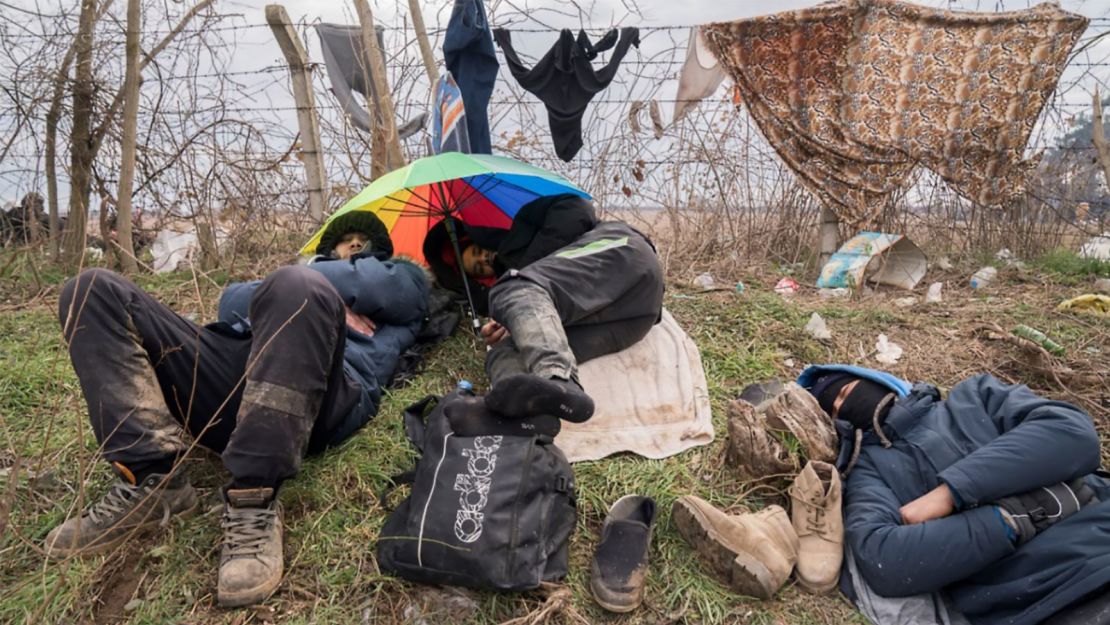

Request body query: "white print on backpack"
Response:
[453, 435, 502, 543]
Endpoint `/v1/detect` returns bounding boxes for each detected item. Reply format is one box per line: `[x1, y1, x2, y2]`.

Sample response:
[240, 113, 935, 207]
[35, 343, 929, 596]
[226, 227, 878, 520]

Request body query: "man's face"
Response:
[462, 244, 496, 279]
[334, 232, 369, 259]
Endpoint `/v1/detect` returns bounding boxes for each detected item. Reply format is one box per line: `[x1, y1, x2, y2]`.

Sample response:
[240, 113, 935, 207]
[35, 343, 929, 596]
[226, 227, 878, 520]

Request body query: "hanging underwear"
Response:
[494, 27, 640, 162]
[672, 26, 726, 124]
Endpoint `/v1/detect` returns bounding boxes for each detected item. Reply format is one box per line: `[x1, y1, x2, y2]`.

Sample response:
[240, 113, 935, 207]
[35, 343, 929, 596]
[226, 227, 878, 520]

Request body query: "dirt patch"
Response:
[89, 544, 145, 625]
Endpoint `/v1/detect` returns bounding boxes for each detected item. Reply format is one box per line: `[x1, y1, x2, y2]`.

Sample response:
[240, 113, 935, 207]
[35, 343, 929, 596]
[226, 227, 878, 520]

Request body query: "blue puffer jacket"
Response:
[798, 365, 1110, 625]
[217, 256, 429, 449]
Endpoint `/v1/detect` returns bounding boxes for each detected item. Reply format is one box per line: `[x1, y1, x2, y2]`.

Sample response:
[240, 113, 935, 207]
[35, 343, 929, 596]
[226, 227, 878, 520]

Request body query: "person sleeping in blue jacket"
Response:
[799, 365, 1110, 625]
[46, 211, 428, 608]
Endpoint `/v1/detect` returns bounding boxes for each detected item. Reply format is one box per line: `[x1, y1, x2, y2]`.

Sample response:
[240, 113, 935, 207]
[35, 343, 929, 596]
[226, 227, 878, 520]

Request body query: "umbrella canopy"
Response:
[300, 153, 590, 263]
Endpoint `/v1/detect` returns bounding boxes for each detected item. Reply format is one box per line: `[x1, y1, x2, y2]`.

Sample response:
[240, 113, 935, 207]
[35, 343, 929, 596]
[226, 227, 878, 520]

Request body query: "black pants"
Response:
[58, 267, 361, 487]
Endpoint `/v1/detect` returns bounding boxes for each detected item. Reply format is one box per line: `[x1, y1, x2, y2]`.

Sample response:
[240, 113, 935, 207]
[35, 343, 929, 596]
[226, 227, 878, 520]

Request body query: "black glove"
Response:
[994, 478, 1099, 545]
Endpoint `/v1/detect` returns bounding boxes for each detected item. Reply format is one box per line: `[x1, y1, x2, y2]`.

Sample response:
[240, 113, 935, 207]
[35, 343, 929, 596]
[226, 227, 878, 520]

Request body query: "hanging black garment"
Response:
[493, 27, 640, 161]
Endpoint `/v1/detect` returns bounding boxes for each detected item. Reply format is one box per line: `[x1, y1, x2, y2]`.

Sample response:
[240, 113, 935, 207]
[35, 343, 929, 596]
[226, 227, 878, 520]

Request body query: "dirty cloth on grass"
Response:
[494, 27, 640, 161]
[555, 309, 714, 462]
[702, 0, 1087, 222]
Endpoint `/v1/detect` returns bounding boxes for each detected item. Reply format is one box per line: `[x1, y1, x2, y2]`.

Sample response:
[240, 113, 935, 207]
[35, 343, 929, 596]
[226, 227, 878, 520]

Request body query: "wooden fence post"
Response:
[818, 204, 840, 269]
[353, 0, 406, 177]
[408, 0, 438, 88]
[115, 0, 142, 273]
[266, 4, 327, 224]
[1091, 88, 1110, 203]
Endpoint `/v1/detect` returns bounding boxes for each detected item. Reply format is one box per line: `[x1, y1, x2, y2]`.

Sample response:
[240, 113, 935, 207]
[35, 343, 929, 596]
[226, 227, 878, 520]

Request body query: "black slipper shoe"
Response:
[590, 495, 657, 613]
[485, 373, 595, 423]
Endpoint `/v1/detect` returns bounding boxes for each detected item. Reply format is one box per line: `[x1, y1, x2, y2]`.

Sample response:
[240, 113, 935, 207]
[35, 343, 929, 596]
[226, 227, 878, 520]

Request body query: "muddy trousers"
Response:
[485, 223, 665, 384]
[58, 267, 360, 488]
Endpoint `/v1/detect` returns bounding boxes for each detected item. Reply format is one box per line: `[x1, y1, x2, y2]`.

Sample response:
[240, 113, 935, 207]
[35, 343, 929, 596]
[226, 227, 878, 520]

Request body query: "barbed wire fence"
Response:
[1, 0, 1109, 277]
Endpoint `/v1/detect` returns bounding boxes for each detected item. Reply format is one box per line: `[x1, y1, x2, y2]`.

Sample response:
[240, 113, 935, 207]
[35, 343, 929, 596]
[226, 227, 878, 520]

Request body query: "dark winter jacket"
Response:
[798, 365, 1110, 625]
[216, 256, 429, 449]
[423, 193, 599, 315]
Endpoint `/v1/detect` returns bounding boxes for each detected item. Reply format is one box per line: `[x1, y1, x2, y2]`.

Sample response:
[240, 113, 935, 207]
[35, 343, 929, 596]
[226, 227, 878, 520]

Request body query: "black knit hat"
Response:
[810, 372, 894, 430]
[316, 211, 394, 259]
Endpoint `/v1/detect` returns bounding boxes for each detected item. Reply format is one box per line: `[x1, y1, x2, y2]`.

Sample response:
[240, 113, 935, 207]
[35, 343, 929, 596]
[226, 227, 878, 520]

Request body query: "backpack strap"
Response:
[378, 469, 418, 509]
[403, 394, 440, 452]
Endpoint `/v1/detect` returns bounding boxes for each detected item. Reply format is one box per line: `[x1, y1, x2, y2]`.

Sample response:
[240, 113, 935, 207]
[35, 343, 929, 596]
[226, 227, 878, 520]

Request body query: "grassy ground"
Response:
[0, 250, 1107, 625]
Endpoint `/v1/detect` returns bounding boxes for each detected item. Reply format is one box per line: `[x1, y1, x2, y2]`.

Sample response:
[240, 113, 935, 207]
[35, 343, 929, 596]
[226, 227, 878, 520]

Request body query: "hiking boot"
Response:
[218, 488, 283, 607]
[44, 469, 197, 558]
[590, 495, 657, 613]
[789, 461, 843, 594]
[672, 496, 798, 599]
[486, 373, 595, 423]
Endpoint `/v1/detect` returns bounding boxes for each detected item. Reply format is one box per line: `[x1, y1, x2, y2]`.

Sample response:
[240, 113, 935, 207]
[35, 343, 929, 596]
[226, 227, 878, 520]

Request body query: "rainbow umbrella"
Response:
[301, 152, 590, 328]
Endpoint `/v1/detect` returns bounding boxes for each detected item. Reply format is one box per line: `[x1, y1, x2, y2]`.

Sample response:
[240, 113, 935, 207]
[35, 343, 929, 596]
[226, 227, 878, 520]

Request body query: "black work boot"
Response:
[445, 393, 561, 438]
[590, 495, 657, 613]
[485, 373, 594, 423]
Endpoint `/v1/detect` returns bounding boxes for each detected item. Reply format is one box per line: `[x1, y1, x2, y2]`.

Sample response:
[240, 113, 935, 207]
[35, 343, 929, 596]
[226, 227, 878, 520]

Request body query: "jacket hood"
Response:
[797, 364, 912, 397]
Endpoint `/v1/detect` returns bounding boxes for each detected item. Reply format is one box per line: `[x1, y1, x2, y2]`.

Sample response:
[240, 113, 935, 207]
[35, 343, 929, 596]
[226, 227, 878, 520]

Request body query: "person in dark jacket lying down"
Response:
[424, 193, 664, 432]
[46, 211, 428, 608]
[798, 365, 1110, 625]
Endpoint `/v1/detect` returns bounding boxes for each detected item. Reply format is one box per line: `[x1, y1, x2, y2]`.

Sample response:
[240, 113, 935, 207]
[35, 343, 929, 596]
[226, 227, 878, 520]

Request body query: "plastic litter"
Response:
[735, 280, 746, 294]
[774, 277, 800, 295]
[1056, 294, 1110, 318]
[818, 287, 851, 300]
[970, 267, 998, 289]
[817, 231, 927, 290]
[925, 282, 943, 303]
[875, 334, 903, 364]
[894, 296, 917, 308]
[1079, 233, 1110, 261]
[693, 272, 717, 290]
[1011, 325, 1066, 356]
[937, 256, 954, 271]
[805, 312, 832, 341]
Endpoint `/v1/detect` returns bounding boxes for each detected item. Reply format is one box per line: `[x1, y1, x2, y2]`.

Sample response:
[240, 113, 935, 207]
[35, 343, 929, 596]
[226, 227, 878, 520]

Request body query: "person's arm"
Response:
[935, 375, 1100, 509]
[308, 257, 429, 326]
[845, 456, 1015, 597]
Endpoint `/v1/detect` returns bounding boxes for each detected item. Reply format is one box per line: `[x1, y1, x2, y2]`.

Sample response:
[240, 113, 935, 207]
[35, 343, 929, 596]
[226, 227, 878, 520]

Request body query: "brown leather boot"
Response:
[789, 461, 843, 594]
[672, 496, 798, 599]
[218, 488, 283, 607]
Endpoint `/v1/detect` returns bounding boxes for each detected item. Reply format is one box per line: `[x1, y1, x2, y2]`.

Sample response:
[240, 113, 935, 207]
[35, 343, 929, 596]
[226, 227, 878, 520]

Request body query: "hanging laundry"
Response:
[672, 27, 726, 124]
[494, 27, 640, 162]
[315, 23, 426, 139]
[628, 100, 647, 134]
[432, 72, 471, 154]
[444, 0, 499, 154]
[702, 0, 1087, 221]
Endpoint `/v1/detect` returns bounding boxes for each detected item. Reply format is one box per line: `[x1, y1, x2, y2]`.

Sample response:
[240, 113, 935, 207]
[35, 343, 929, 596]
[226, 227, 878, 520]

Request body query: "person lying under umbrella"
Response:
[426, 193, 664, 432]
[797, 364, 1110, 625]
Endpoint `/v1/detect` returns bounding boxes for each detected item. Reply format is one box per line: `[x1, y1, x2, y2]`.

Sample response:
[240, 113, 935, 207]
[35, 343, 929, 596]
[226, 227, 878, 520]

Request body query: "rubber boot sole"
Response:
[45, 497, 200, 559]
[486, 373, 594, 422]
[671, 499, 779, 600]
[589, 579, 641, 613]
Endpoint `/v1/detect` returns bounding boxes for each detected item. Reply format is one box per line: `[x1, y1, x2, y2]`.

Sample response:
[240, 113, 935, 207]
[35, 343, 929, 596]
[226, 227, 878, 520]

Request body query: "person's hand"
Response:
[900, 484, 956, 525]
[345, 306, 377, 336]
[480, 320, 509, 346]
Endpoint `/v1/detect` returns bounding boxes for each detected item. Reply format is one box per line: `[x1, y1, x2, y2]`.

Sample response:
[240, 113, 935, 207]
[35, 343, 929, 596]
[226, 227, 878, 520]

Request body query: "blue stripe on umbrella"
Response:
[461, 173, 590, 219]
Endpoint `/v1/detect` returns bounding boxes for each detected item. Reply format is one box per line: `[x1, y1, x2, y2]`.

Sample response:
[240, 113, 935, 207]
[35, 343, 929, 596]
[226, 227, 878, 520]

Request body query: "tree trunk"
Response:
[353, 0, 405, 177]
[62, 0, 99, 267]
[407, 0, 438, 88]
[115, 0, 142, 273]
[1092, 89, 1110, 202]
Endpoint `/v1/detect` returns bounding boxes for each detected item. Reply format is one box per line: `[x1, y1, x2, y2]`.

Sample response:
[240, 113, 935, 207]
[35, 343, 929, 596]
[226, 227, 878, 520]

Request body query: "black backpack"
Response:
[376, 390, 577, 591]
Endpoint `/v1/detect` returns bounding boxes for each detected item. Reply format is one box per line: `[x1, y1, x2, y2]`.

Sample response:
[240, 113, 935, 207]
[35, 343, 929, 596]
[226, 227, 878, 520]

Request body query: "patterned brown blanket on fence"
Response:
[702, 0, 1087, 222]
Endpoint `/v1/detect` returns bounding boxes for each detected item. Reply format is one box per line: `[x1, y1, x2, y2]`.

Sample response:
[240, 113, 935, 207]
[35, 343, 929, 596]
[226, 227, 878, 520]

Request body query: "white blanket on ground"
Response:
[555, 309, 714, 463]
